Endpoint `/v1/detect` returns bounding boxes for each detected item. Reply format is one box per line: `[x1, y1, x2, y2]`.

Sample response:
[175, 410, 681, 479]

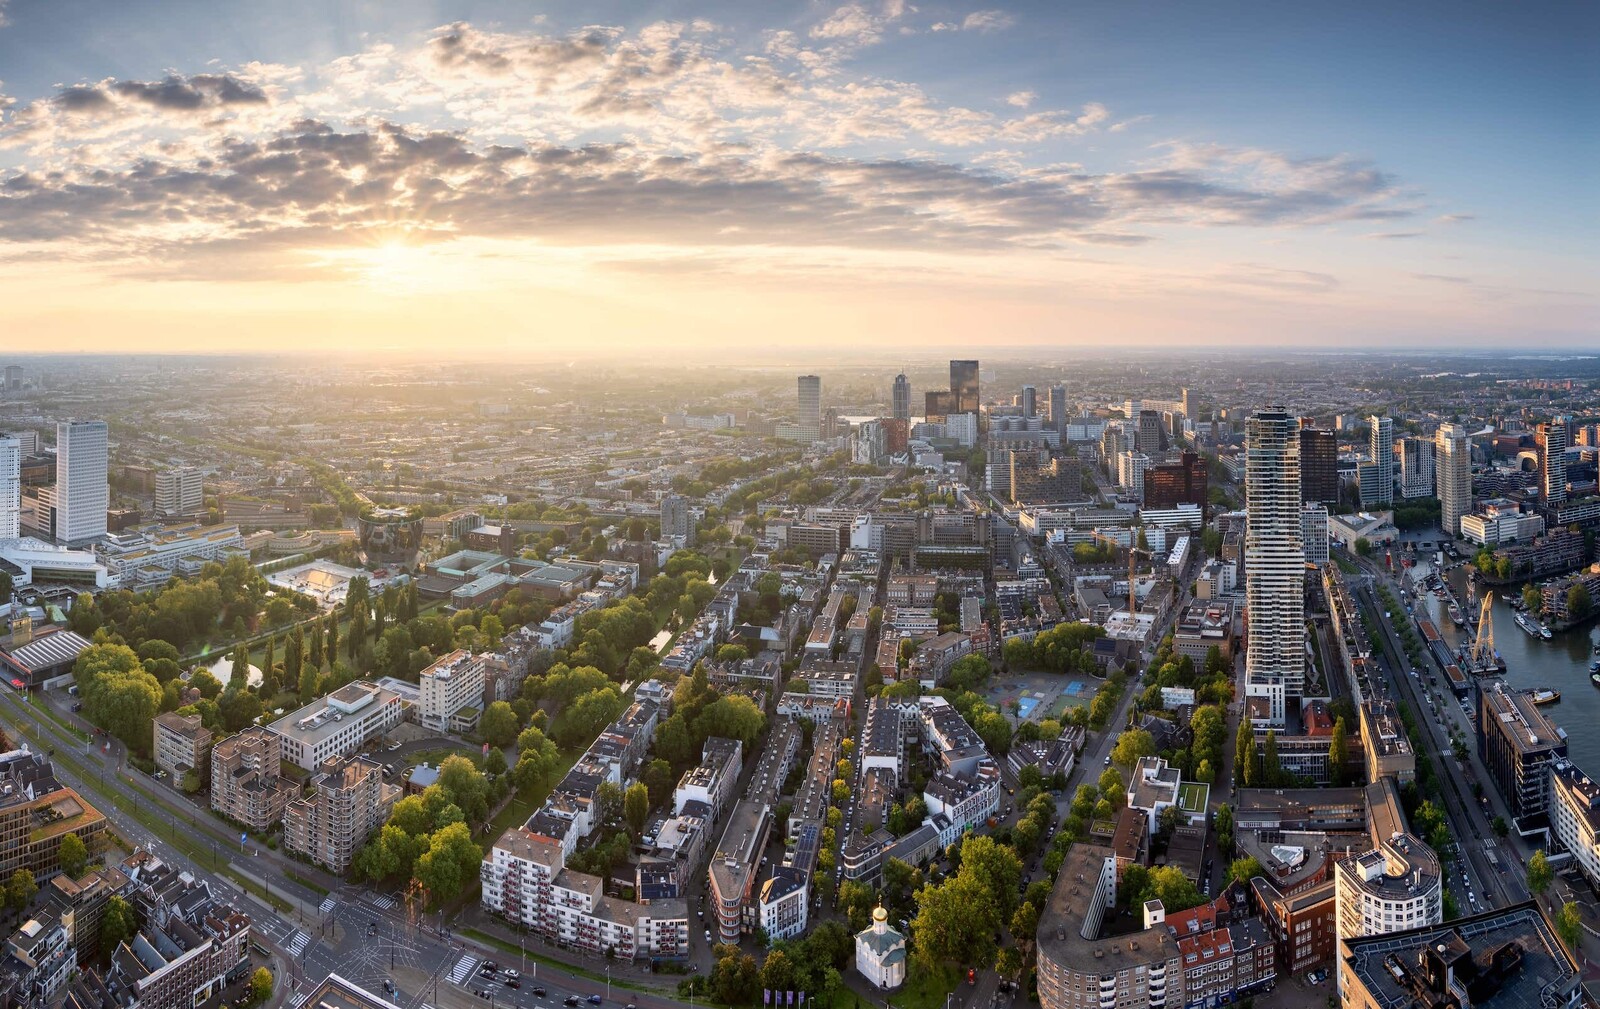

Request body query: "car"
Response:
[71, 702, 83, 712]
[565, 997, 580, 1006]
[507, 980, 521, 990]
[1104, 756, 1111, 767]
[506, 970, 519, 980]
[383, 980, 396, 994]
[534, 988, 547, 997]
[705, 930, 712, 942]
[589, 996, 603, 1005]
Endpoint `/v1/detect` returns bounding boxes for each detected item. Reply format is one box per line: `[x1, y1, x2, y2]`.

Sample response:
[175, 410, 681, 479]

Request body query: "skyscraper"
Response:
[0, 437, 19, 540]
[660, 494, 695, 546]
[155, 466, 204, 517]
[1539, 417, 1569, 505]
[1435, 423, 1471, 537]
[891, 373, 911, 421]
[1245, 410, 1304, 726]
[1397, 438, 1435, 499]
[1049, 386, 1067, 435]
[949, 360, 979, 414]
[1021, 385, 1037, 419]
[797, 375, 821, 437]
[1360, 415, 1393, 508]
[1297, 424, 1339, 507]
[55, 420, 108, 546]
[1136, 410, 1163, 455]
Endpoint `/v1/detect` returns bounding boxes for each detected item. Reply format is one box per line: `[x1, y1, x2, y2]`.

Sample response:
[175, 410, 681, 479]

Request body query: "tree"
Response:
[1262, 729, 1282, 787]
[74, 644, 162, 755]
[413, 822, 483, 906]
[1235, 718, 1254, 787]
[250, 967, 274, 1004]
[1328, 717, 1350, 787]
[101, 895, 137, 950]
[1528, 850, 1553, 895]
[483, 747, 508, 777]
[624, 782, 650, 835]
[1557, 902, 1582, 949]
[1492, 815, 1508, 838]
[1098, 767, 1124, 799]
[759, 949, 794, 991]
[1523, 584, 1544, 614]
[1569, 583, 1592, 621]
[1355, 537, 1373, 557]
[1111, 728, 1156, 768]
[480, 701, 519, 749]
[58, 833, 89, 878]
[5, 869, 36, 912]
[1228, 857, 1264, 884]
[437, 755, 491, 823]
[910, 874, 998, 971]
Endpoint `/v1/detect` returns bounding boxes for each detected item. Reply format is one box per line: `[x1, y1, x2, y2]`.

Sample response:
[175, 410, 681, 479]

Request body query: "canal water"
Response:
[1416, 562, 1600, 770]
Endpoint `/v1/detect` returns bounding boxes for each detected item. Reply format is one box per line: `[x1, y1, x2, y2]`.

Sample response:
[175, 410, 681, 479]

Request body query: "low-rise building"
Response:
[1358, 699, 1415, 785]
[854, 905, 907, 990]
[268, 680, 407, 771]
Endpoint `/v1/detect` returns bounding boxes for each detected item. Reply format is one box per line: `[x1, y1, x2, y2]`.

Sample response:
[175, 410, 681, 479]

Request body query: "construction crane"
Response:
[1469, 592, 1497, 672]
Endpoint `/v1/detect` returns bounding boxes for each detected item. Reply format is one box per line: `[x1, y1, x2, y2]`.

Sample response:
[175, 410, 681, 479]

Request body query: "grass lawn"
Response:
[1176, 781, 1209, 815]
[888, 963, 957, 1009]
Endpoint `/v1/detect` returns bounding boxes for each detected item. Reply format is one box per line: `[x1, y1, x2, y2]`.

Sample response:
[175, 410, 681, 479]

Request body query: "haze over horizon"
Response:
[0, 0, 1594, 354]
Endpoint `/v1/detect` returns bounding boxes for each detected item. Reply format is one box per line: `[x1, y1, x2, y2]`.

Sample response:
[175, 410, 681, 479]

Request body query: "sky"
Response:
[0, 0, 1594, 357]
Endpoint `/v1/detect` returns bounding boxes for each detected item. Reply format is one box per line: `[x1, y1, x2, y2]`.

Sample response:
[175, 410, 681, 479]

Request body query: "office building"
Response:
[1549, 760, 1600, 892]
[267, 680, 406, 770]
[0, 437, 18, 540]
[1049, 385, 1067, 434]
[1137, 409, 1164, 455]
[1144, 451, 1208, 517]
[1538, 417, 1568, 505]
[0, 751, 106, 881]
[210, 727, 296, 830]
[153, 467, 204, 517]
[1335, 902, 1580, 1009]
[1435, 423, 1472, 538]
[1302, 504, 1329, 565]
[2, 367, 20, 392]
[891, 373, 911, 421]
[1397, 438, 1434, 499]
[1476, 679, 1567, 820]
[152, 712, 212, 785]
[1298, 425, 1339, 507]
[1358, 415, 1393, 509]
[949, 360, 979, 414]
[1244, 410, 1304, 725]
[1021, 385, 1037, 419]
[1334, 833, 1442, 940]
[282, 754, 399, 873]
[54, 421, 108, 546]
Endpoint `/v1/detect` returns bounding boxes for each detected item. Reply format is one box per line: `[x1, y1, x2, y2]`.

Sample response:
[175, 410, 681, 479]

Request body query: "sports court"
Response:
[983, 672, 1093, 722]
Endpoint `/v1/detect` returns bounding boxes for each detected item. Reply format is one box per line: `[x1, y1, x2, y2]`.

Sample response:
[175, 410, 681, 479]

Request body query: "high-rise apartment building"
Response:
[1049, 386, 1067, 434]
[210, 727, 295, 830]
[1245, 410, 1304, 725]
[418, 650, 488, 734]
[1359, 415, 1393, 509]
[154, 466, 204, 517]
[1118, 452, 1150, 505]
[1020, 385, 1037, 419]
[1298, 424, 1339, 506]
[1396, 438, 1434, 499]
[797, 374, 821, 429]
[891, 373, 911, 421]
[3, 430, 38, 459]
[1137, 410, 1164, 455]
[283, 754, 398, 873]
[949, 360, 979, 414]
[54, 420, 108, 546]
[660, 494, 695, 545]
[1435, 424, 1471, 537]
[0, 436, 19, 540]
[1302, 504, 1329, 565]
[1538, 417, 1568, 505]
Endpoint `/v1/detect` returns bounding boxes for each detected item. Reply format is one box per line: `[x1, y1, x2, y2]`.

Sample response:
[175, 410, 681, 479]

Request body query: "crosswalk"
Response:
[371, 894, 397, 910]
[446, 955, 479, 986]
[318, 897, 337, 914]
[288, 994, 308, 1009]
[285, 931, 310, 957]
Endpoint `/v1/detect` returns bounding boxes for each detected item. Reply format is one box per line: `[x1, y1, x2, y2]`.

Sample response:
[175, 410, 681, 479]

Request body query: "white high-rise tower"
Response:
[0, 437, 19, 540]
[1435, 424, 1471, 537]
[55, 420, 109, 546]
[1244, 409, 1304, 726]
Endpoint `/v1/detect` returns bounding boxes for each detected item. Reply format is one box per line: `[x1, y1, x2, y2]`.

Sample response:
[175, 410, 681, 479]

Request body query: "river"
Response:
[1417, 562, 1600, 769]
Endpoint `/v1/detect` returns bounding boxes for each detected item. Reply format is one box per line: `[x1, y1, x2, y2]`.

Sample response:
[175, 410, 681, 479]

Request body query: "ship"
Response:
[1531, 689, 1561, 705]
[1516, 612, 1544, 637]
[1541, 623, 1553, 640]
[1448, 602, 1464, 626]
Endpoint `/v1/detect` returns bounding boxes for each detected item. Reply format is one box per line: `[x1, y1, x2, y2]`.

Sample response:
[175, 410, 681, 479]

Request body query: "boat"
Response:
[1448, 603, 1464, 626]
[1516, 612, 1543, 637]
[1540, 623, 1553, 640]
[1531, 689, 1561, 705]
[1592, 671, 1600, 689]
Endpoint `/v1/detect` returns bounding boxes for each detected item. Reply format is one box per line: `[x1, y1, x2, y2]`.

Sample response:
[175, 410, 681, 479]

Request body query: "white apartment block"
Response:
[0, 437, 19, 540]
[418, 650, 487, 733]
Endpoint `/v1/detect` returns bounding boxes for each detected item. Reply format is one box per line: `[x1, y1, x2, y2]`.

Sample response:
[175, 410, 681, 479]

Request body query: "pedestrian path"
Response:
[289, 994, 308, 1009]
[318, 897, 337, 914]
[371, 894, 397, 910]
[285, 931, 310, 957]
[446, 955, 479, 986]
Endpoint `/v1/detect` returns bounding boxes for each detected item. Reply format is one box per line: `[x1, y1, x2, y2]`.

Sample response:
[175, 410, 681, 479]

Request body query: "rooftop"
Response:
[1037, 843, 1177, 974]
[1480, 679, 1567, 754]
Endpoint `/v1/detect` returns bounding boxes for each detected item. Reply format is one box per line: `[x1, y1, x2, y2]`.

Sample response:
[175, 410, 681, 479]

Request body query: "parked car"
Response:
[533, 988, 547, 997]
[589, 996, 603, 1005]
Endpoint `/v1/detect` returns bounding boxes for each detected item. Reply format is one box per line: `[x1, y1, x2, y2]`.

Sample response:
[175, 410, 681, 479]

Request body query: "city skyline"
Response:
[0, 1, 1593, 355]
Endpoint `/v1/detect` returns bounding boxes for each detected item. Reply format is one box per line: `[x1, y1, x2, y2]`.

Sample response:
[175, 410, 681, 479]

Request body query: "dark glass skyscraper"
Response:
[1050, 385, 1067, 434]
[1298, 423, 1339, 506]
[892, 373, 911, 421]
[950, 360, 979, 414]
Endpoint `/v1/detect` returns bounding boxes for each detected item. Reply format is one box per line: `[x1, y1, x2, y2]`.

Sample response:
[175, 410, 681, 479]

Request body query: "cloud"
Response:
[961, 10, 1017, 33]
[1435, 213, 1474, 224]
[0, 1, 9, 28]
[1005, 90, 1035, 108]
[1411, 272, 1472, 284]
[809, 1, 910, 48]
[1108, 114, 1153, 133]
[1364, 231, 1422, 239]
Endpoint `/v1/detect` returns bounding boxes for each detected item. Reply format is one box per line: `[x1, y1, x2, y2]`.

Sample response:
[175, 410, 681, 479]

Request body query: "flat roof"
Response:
[302, 973, 404, 1009]
[1038, 843, 1177, 974]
